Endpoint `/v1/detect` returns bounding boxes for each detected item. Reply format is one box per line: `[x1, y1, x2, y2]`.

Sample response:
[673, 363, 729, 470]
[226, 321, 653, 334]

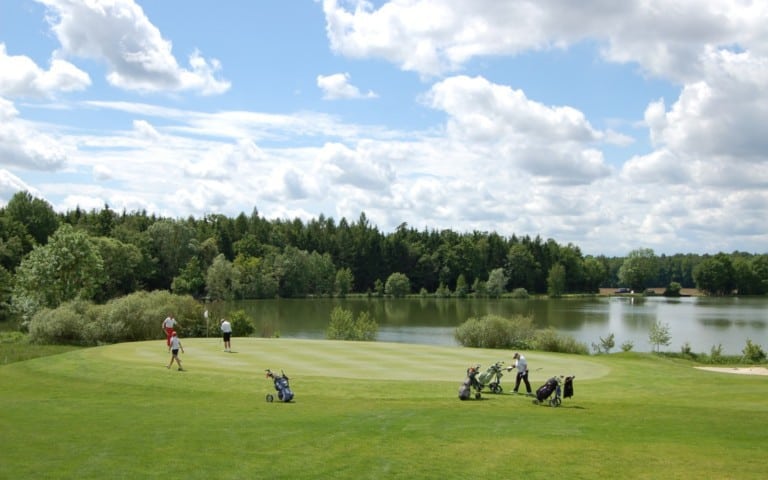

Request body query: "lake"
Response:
[213, 296, 768, 355]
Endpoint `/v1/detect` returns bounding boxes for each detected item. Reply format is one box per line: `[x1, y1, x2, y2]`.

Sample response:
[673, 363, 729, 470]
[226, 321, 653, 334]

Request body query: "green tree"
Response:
[4, 191, 59, 246]
[385, 272, 410, 297]
[731, 256, 762, 295]
[0, 215, 34, 270]
[172, 257, 206, 297]
[92, 236, 144, 301]
[206, 254, 238, 301]
[0, 265, 12, 321]
[649, 320, 672, 352]
[547, 263, 566, 297]
[693, 253, 735, 295]
[454, 273, 468, 298]
[663, 281, 682, 297]
[12, 224, 104, 319]
[233, 254, 279, 299]
[486, 268, 507, 298]
[146, 220, 196, 290]
[581, 256, 607, 293]
[334, 267, 354, 297]
[505, 243, 539, 292]
[618, 248, 659, 292]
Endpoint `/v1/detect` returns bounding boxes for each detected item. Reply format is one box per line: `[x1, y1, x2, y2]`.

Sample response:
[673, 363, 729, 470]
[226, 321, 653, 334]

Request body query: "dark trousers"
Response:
[514, 371, 532, 393]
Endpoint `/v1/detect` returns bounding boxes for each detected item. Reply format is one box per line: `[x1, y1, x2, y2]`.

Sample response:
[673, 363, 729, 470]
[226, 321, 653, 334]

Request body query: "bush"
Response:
[509, 288, 529, 299]
[227, 310, 255, 337]
[454, 314, 535, 349]
[326, 307, 378, 341]
[742, 339, 766, 363]
[385, 273, 410, 297]
[534, 327, 588, 354]
[28, 291, 203, 345]
[620, 340, 634, 352]
[664, 282, 682, 297]
[710, 343, 723, 363]
[28, 300, 94, 345]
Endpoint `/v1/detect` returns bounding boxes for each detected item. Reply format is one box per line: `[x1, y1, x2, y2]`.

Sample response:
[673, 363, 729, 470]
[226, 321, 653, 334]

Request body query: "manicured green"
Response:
[1, 338, 766, 479]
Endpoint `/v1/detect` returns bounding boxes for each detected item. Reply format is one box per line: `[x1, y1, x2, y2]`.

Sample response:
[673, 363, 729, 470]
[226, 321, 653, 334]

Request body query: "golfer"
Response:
[508, 352, 532, 395]
[167, 331, 185, 371]
[220, 318, 232, 352]
[162, 314, 179, 351]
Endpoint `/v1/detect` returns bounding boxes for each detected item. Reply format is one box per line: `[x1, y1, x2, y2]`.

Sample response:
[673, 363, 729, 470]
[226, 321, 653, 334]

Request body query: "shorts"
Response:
[171, 348, 179, 356]
[222, 332, 231, 342]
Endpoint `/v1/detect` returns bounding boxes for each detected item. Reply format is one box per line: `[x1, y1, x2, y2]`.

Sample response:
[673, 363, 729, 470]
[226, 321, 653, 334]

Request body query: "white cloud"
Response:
[317, 72, 377, 99]
[0, 97, 67, 170]
[323, 0, 768, 81]
[37, 0, 229, 94]
[426, 75, 610, 184]
[0, 43, 91, 98]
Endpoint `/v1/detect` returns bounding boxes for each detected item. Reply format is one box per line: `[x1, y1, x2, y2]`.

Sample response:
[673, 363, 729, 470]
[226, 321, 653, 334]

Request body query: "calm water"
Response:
[214, 296, 768, 355]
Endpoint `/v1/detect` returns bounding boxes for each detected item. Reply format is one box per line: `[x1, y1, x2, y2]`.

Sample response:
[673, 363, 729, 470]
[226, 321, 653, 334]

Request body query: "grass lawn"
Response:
[1, 338, 766, 479]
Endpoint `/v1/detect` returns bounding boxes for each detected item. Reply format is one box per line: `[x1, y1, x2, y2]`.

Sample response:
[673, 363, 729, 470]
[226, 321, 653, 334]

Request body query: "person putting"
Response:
[220, 318, 232, 352]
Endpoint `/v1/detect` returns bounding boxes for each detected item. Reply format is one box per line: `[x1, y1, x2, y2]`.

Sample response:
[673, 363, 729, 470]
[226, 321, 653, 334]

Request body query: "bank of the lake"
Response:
[209, 295, 768, 356]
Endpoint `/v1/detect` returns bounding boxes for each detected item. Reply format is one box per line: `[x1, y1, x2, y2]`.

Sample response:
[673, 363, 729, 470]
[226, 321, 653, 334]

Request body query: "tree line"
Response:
[1, 191, 767, 322]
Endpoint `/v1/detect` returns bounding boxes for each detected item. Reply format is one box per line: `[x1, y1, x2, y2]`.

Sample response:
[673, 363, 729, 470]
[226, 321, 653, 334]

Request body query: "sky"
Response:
[1, 0, 767, 257]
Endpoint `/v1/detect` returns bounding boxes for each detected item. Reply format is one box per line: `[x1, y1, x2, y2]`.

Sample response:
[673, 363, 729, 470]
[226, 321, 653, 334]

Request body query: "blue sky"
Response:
[1, 0, 766, 257]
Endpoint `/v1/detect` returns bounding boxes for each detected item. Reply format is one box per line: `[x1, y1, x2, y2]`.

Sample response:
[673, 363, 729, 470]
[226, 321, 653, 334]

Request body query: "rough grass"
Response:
[1, 338, 765, 479]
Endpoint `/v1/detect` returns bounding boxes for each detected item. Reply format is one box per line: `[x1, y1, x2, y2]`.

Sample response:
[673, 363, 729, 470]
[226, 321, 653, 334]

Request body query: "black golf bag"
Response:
[266, 369, 294, 403]
[533, 375, 574, 407]
[535, 377, 559, 402]
[563, 375, 574, 399]
[458, 365, 482, 400]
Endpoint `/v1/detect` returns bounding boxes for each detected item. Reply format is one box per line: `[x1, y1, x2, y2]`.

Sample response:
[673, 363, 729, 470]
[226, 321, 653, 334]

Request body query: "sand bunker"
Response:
[694, 366, 768, 376]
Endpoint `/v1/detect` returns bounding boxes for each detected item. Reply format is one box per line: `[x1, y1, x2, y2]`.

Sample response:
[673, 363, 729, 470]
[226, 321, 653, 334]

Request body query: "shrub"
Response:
[228, 309, 255, 337]
[620, 340, 634, 352]
[534, 327, 588, 354]
[326, 307, 378, 341]
[742, 339, 766, 363]
[709, 343, 723, 363]
[385, 273, 410, 297]
[27, 291, 203, 345]
[435, 282, 451, 298]
[454, 314, 535, 349]
[600, 333, 615, 353]
[28, 300, 91, 345]
[664, 282, 682, 297]
[509, 288, 529, 299]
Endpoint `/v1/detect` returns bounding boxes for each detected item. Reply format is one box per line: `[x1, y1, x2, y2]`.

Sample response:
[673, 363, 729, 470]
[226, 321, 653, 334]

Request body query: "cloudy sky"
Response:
[1, 0, 767, 256]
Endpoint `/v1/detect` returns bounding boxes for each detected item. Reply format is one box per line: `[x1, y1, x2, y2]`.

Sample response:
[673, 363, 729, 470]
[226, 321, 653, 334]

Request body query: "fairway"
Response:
[1, 338, 766, 479]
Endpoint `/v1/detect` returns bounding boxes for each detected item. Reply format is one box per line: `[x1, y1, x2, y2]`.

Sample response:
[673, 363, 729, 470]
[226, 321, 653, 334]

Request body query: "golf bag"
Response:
[265, 369, 294, 403]
[459, 365, 482, 400]
[476, 361, 505, 393]
[533, 375, 575, 407]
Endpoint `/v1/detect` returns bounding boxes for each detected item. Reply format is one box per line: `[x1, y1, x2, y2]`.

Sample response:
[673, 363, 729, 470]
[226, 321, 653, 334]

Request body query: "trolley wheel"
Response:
[266, 394, 274, 403]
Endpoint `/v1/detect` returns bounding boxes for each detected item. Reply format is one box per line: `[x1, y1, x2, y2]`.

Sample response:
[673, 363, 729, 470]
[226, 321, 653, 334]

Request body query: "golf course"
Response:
[1, 338, 766, 479]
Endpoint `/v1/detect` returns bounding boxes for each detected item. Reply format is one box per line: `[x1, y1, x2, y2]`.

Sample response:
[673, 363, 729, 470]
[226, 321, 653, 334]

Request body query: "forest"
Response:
[1, 191, 767, 323]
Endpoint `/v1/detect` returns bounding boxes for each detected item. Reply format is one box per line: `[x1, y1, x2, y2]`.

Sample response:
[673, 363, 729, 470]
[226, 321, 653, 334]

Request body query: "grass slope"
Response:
[1, 338, 766, 479]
